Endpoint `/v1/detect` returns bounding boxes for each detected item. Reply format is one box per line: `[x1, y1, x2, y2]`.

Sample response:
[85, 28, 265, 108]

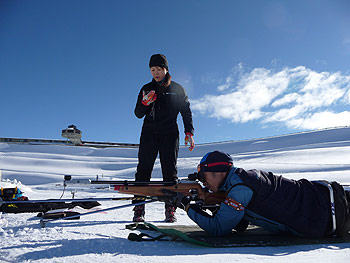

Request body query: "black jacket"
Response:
[235, 168, 331, 237]
[135, 80, 194, 135]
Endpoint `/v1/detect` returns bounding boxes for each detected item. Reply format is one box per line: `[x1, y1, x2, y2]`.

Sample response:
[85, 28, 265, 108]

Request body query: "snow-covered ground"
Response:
[1, 127, 350, 262]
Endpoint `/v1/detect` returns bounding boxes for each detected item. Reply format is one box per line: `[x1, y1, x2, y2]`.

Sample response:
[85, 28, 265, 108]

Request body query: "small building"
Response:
[61, 125, 82, 145]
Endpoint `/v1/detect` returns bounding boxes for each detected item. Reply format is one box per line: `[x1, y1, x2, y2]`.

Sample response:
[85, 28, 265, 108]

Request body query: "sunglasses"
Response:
[196, 164, 206, 183]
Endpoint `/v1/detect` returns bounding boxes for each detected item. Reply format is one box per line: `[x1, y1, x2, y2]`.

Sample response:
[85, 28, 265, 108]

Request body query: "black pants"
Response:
[135, 132, 179, 182]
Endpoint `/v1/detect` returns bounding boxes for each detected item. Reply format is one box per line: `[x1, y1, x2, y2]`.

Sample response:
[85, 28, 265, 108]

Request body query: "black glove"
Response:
[161, 189, 191, 211]
[234, 218, 249, 232]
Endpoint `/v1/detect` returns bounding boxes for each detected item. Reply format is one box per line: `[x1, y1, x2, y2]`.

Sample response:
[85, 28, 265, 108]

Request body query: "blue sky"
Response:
[1, 0, 350, 144]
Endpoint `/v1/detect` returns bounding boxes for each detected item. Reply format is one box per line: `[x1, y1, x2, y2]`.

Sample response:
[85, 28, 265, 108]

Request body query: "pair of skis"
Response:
[1, 196, 157, 228]
[39, 199, 156, 228]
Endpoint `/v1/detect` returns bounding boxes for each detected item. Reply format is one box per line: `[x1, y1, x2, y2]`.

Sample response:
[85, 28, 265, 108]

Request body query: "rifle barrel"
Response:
[65, 179, 179, 186]
[92, 181, 177, 186]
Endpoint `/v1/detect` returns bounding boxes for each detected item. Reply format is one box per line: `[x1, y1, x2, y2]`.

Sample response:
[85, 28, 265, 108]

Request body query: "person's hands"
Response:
[141, 90, 157, 106]
[161, 189, 191, 211]
[185, 132, 195, 151]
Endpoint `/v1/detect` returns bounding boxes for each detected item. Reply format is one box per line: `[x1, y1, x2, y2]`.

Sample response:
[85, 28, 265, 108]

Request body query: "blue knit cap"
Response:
[198, 151, 233, 173]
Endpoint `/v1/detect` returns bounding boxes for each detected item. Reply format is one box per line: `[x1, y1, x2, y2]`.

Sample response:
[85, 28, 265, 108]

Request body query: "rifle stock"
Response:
[64, 177, 226, 206]
[112, 182, 225, 205]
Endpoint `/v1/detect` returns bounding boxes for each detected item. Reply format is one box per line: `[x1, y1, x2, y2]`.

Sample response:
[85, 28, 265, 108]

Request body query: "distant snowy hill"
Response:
[0, 127, 349, 263]
[1, 126, 349, 185]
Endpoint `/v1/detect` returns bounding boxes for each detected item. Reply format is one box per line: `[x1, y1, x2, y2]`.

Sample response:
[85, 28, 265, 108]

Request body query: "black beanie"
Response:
[149, 54, 169, 70]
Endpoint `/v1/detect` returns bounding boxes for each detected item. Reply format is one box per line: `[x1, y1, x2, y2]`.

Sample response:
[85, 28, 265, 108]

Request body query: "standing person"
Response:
[133, 54, 195, 222]
[166, 151, 350, 237]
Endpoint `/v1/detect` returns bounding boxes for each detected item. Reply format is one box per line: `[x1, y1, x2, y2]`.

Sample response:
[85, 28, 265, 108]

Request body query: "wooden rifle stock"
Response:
[64, 178, 226, 205]
[111, 181, 225, 205]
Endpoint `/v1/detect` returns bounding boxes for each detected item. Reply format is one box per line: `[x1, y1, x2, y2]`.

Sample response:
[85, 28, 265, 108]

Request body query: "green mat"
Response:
[126, 223, 350, 247]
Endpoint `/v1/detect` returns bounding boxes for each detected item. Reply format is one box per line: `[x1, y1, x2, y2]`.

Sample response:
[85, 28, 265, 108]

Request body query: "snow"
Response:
[1, 127, 350, 262]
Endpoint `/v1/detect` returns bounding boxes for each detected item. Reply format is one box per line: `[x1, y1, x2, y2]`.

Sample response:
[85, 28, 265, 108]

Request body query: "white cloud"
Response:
[192, 65, 350, 130]
[271, 93, 299, 107]
[286, 111, 350, 130]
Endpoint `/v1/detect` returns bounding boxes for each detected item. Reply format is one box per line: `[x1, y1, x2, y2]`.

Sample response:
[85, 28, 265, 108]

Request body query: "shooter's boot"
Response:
[132, 204, 145, 222]
[165, 204, 177, 223]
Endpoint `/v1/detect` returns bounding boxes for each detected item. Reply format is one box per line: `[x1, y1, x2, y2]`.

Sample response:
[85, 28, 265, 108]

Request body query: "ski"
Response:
[0, 196, 149, 205]
[40, 199, 156, 228]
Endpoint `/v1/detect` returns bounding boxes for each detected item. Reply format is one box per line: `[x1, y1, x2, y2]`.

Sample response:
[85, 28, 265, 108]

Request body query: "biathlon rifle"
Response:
[63, 173, 226, 209]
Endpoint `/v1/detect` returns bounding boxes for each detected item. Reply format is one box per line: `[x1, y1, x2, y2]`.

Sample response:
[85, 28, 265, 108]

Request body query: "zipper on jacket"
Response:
[150, 103, 155, 120]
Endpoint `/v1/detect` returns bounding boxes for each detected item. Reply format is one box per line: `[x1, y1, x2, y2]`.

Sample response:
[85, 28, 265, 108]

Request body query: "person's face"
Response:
[203, 171, 226, 192]
[150, 66, 167, 82]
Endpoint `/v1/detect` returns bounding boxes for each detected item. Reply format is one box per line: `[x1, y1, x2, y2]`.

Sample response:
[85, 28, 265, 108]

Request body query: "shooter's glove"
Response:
[185, 132, 195, 151]
[141, 90, 157, 106]
[161, 189, 191, 211]
[234, 218, 249, 232]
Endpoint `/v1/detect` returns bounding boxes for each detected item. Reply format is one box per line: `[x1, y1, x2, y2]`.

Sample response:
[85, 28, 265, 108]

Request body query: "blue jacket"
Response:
[187, 167, 331, 237]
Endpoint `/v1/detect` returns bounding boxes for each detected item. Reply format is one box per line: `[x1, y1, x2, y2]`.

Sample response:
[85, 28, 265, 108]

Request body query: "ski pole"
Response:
[1, 196, 149, 205]
[39, 199, 156, 228]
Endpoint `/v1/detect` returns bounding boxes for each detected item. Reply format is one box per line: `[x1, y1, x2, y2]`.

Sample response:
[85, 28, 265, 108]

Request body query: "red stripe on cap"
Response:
[204, 162, 232, 167]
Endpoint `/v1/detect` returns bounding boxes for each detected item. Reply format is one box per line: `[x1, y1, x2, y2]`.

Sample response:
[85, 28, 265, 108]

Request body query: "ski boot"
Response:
[165, 204, 177, 223]
[132, 204, 145, 222]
